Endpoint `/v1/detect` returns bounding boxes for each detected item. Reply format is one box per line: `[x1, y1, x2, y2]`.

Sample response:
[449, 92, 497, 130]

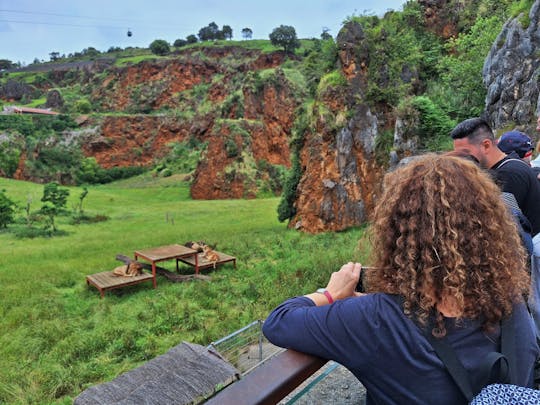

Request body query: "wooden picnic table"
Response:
[134, 244, 198, 287]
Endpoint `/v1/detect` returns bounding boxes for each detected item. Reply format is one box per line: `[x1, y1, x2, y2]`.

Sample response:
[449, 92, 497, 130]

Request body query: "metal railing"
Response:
[205, 349, 327, 405]
[207, 320, 283, 375]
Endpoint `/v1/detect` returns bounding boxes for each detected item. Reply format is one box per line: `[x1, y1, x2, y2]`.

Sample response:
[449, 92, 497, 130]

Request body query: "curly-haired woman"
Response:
[263, 154, 539, 405]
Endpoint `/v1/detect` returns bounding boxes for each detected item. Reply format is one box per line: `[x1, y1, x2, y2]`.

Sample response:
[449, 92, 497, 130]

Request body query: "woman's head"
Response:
[367, 154, 529, 333]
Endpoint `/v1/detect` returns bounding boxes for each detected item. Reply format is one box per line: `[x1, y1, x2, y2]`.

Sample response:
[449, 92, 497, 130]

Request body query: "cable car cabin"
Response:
[127, 29, 132, 37]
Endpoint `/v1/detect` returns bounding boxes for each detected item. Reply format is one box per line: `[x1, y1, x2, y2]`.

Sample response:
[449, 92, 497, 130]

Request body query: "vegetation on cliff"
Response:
[0, 0, 537, 221]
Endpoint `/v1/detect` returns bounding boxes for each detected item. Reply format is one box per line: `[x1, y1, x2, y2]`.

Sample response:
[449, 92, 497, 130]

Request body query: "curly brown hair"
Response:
[366, 154, 530, 336]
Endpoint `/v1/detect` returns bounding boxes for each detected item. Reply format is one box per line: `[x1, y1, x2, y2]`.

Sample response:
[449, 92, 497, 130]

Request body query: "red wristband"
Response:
[316, 288, 334, 303]
[323, 290, 334, 304]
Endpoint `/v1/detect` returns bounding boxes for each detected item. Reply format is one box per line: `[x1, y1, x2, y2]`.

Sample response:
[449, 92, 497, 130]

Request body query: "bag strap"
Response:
[387, 295, 519, 397]
[495, 158, 530, 170]
[501, 312, 517, 384]
[425, 310, 518, 401]
[424, 331, 475, 401]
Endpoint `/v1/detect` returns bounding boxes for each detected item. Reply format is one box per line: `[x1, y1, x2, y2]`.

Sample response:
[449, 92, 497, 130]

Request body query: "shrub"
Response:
[225, 137, 239, 158]
[0, 189, 16, 228]
[173, 39, 187, 48]
[40, 182, 70, 232]
[74, 98, 92, 114]
[277, 104, 309, 222]
[149, 39, 170, 56]
[159, 168, 172, 177]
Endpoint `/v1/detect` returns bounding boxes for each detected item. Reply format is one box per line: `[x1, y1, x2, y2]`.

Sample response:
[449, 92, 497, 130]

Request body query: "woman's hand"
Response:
[326, 262, 362, 300]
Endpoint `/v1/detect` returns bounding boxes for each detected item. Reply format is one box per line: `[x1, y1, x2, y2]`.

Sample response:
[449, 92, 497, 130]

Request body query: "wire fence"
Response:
[207, 320, 283, 374]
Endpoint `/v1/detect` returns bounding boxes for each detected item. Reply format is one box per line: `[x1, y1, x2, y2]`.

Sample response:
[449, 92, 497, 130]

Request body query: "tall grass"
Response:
[0, 175, 370, 404]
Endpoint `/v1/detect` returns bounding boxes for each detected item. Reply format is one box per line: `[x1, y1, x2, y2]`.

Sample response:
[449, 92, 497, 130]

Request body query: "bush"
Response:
[396, 96, 455, 151]
[74, 98, 92, 114]
[0, 142, 21, 177]
[149, 39, 170, 56]
[40, 182, 70, 232]
[225, 137, 239, 158]
[173, 39, 187, 48]
[159, 168, 172, 177]
[0, 189, 16, 228]
[277, 104, 309, 222]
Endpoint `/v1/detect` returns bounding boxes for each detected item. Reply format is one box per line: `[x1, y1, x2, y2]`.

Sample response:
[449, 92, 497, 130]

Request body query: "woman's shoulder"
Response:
[342, 293, 407, 321]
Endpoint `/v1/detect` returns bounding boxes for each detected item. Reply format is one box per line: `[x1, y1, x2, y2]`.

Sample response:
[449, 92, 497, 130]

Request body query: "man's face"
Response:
[453, 137, 489, 168]
[536, 116, 540, 132]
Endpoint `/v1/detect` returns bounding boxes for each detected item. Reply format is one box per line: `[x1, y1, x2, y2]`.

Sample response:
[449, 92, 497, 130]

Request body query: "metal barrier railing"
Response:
[205, 349, 328, 405]
[207, 320, 283, 375]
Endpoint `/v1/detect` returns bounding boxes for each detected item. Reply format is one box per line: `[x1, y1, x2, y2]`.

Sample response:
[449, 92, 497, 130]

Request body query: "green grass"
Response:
[114, 54, 162, 66]
[0, 175, 370, 404]
[24, 97, 47, 108]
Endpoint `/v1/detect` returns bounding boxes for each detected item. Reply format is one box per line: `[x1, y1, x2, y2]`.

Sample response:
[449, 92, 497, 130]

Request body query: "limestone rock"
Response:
[483, 0, 540, 131]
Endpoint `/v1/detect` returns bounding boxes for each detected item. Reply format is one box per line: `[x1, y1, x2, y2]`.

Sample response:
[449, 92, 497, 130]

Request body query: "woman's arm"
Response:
[304, 262, 363, 305]
[262, 263, 374, 365]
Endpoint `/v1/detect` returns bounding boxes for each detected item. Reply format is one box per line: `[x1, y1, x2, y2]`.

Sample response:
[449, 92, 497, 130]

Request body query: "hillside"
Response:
[0, 0, 537, 232]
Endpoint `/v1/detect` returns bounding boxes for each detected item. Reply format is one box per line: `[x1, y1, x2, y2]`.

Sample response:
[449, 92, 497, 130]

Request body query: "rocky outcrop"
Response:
[0, 79, 35, 101]
[291, 103, 383, 233]
[191, 68, 297, 199]
[287, 21, 391, 233]
[45, 89, 64, 109]
[483, 0, 540, 133]
[418, 0, 459, 39]
[82, 116, 191, 168]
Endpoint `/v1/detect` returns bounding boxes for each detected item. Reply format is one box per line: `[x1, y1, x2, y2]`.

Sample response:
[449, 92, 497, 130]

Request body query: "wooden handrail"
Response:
[205, 349, 327, 405]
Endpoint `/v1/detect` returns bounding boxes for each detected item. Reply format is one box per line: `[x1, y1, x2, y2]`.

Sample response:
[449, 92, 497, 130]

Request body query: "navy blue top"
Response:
[262, 294, 539, 405]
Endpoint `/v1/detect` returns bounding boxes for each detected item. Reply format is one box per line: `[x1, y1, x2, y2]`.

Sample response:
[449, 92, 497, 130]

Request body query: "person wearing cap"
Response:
[451, 118, 540, 338]
[499, 131, 540, 180]
[497, 130, 534, 164]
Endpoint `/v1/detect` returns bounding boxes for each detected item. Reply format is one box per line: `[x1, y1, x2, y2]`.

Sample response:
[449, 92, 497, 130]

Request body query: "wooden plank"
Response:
[179, 251, 236, 270]
[86, 270, 155, 298]
[87, 271, 154, 289]
[134, 244, 197, 262]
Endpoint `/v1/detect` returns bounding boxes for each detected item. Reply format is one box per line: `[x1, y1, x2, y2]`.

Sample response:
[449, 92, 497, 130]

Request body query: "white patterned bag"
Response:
[470, 383, 540, 405]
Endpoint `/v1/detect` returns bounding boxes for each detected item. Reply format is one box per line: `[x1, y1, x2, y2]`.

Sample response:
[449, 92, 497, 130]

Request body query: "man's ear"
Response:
[480, 138, 493, 152]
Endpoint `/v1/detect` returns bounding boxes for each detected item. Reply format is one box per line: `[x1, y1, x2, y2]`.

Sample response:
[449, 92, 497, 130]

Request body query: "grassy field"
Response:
[0, 175, 370, 404]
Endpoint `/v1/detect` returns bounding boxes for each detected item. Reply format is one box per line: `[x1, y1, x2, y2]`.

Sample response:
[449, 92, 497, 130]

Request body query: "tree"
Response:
[49, 52, 60, 61]
[321, 27, 332, 40]
[82, 47, 100, 57]
[241, 28, 253, 40]
[269, 25, 300, 53]
[222, 25, 233, 40]
[198, 22, 221, 41]
[0, 59, 14, 70]
[174, 38, 187, 47]
[0, 189, 16, 228]
[74, 187, 88, 217]
[149, 39, 170, 56]
[186, 34, 198, 44]
[40, 182, 69, 232]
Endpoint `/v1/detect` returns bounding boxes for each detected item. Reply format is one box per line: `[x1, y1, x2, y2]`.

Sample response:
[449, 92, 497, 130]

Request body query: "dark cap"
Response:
[497, 131, 533, 158]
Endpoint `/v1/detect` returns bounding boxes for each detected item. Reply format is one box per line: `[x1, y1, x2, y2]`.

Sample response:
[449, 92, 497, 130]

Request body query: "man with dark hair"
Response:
[451, 117, 540, 236]
[452, 117, 540, 338]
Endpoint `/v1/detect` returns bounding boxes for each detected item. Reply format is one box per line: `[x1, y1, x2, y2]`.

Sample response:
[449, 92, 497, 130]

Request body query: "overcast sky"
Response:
[1, 0, 404, 65]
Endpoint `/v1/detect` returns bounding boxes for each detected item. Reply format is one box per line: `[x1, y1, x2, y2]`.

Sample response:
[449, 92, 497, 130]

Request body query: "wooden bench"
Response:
[86, 270, 154, 298]
[178, 251, 236, 273]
